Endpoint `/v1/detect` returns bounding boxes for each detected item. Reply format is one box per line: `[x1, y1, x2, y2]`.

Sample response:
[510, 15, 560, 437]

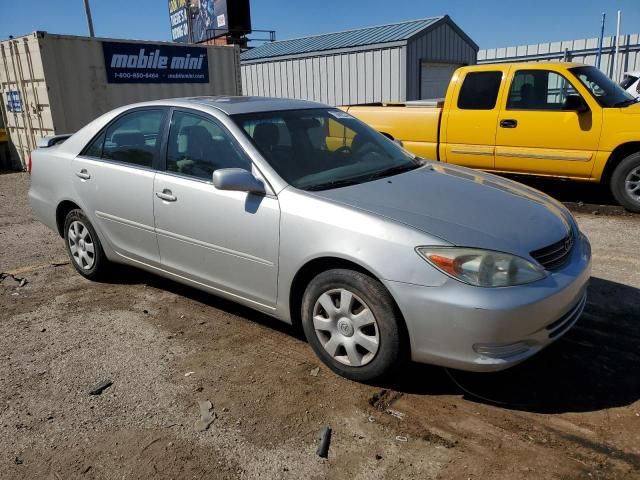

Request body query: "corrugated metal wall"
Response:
[0, 32, 241, 169]
[405, 22, 477, 100]
[478, 33, 640, 81]
[241, 46, 406, 105]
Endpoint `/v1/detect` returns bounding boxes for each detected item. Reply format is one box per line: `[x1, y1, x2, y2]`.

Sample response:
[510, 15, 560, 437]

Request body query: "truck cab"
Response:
[345, 62, 640, 212]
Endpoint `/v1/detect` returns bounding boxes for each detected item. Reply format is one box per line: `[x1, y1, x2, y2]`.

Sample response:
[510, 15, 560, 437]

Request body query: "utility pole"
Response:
[596, 12, 605, 69]
[612, 10, 622, 82]
[83, 0, 95, 37]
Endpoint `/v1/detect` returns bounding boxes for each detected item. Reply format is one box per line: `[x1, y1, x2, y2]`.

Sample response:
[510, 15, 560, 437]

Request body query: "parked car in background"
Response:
[620, 71, 640, 98]
[344, 62, 640, 212]
[29, 96, 591, 382]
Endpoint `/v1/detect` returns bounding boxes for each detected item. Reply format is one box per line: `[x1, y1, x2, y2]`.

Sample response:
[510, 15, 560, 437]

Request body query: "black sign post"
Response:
[102, 41, 209, 84]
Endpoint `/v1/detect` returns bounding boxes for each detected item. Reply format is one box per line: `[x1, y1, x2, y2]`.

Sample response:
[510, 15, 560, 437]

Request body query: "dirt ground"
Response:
[1, 171, 639, 480]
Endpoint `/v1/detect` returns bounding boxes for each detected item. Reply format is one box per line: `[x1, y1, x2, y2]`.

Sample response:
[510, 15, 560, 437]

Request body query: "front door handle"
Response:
[500, 119, 518, 128]
[155, 189, 177, 202]
[75, 169, 91, 180]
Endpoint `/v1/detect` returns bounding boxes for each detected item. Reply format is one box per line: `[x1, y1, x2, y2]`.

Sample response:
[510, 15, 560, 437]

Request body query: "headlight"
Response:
[416, 247, 546, 287]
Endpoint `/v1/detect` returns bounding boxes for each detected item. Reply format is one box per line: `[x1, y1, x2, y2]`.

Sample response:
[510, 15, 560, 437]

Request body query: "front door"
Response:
[494, 68, 602, 178]
[71, 108, 167, 264]
[153, 109, 280, 309]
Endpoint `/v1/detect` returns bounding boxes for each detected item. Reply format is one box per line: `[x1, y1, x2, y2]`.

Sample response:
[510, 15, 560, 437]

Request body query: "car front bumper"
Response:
[384, 233, 592, 372]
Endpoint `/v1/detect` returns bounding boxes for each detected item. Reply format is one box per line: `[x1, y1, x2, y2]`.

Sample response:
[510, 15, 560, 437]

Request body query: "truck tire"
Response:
[301, 268, 404, 382]
[63, 209, 109, 280]
[610, 152, 640, 213]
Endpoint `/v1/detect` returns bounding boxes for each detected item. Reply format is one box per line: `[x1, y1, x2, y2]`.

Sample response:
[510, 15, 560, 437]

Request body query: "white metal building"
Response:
[240, 16, 478, 105]
[478, 33, 640, 82]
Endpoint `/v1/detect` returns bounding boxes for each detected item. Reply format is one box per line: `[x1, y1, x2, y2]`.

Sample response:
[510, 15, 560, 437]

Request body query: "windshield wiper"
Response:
[361, 163, 419, 182]
[613, 98, 640, 107]
[305, 179, 361, 191]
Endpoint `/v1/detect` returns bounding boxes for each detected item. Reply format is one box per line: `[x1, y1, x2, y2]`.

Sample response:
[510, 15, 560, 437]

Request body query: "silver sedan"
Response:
[28, 96, 591, 382]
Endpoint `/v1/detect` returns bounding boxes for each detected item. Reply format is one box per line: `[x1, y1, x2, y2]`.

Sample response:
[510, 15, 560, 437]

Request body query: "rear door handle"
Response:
[500, 119, 518, 128]
[75, 169, 91, 180]
[155, 189, 177, 202]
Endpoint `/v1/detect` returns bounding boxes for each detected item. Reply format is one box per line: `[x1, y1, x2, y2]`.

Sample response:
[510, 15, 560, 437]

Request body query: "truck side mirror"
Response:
[564, 95, 589, 113]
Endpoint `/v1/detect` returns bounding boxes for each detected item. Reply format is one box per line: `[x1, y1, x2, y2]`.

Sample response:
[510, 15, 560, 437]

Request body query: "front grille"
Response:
[530, 233, 574, 270]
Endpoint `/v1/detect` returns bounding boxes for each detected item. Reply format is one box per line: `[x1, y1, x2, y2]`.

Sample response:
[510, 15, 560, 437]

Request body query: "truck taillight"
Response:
[27, 154, 32, 174]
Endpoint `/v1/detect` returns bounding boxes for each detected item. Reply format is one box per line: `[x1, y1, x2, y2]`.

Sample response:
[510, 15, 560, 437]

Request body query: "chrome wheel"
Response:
[312, 288, 380, 367]
[68, 220, 95, 270]
[625, 166, 640, 202]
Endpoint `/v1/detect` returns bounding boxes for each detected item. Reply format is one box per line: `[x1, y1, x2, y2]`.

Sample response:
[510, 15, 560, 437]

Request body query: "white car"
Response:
[620, 71, 640, 98]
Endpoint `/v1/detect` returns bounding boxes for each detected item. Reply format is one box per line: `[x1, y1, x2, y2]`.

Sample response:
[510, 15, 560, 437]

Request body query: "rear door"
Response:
[494, 67, 602, 178]
[441, 66, 509, 169]
[71, 108, 167, 265]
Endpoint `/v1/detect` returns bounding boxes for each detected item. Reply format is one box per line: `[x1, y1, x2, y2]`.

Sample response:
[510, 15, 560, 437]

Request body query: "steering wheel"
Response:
[333, 145, 352, 156]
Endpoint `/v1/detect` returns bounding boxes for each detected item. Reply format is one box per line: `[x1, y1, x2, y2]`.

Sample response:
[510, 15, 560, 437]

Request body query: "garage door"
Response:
[420, 62, 460, 99]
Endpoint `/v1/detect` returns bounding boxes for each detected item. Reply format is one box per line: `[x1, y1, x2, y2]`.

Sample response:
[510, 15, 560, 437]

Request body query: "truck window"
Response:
[507, 70, 579, 111]
[457, 71, 502, 110]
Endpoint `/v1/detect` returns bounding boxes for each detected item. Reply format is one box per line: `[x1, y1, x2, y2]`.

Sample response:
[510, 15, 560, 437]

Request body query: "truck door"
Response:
[441, 66, 508, 169]
[494, 67, 601, 178]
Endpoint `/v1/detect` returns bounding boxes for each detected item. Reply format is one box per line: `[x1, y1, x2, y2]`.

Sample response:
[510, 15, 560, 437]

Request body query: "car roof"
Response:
[182, 96, 328, 115]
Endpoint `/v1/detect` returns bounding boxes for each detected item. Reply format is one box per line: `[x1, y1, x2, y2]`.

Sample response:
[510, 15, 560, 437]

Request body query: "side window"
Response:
[507, 70, 580, 110]
[457, 71, 503, 110]
[85, 110, 164, 167]
[167, 111, 250, 180]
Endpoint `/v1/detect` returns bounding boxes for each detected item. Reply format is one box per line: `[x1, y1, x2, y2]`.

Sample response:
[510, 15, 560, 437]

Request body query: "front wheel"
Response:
[301, 269, 404, 382]
[610, 152, 640, 213]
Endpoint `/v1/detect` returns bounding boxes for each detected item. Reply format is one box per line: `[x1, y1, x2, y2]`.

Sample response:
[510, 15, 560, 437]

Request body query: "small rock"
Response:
[194, 400, 215, 431]
[18, 278, 27, 287]
[222, 407, 229, 412]
[195, 386, 203, 392]
[14, 457, 23, 465]
[88, 380, 113, 396]
[368, 416, 375, 423]
[184, 371, 195, 377]
[40, 328, 46, 333]
[310, 367, 320, 377]
[395, 435, 408, 442]
[591, 210, 599, 215]
[143, 309, 149, 314]
[375, 454, 383, 460]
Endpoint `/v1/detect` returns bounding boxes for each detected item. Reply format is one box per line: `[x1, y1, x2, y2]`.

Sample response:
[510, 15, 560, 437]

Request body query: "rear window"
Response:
[620, 74, 639, 90]
[457, 71, 503, 110]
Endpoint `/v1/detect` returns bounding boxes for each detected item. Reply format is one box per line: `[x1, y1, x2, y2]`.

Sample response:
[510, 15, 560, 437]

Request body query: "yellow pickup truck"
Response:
[343, 62, 640, 212]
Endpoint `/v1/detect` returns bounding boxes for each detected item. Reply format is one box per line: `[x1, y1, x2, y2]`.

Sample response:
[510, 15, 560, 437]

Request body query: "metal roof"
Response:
[241, 17, 445, 61]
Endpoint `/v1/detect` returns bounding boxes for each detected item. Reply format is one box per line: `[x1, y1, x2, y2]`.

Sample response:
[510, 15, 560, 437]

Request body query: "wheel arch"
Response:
[288, 256, 410, 346]
[602, 142, 640, 183]
[55, 200, 81, 237]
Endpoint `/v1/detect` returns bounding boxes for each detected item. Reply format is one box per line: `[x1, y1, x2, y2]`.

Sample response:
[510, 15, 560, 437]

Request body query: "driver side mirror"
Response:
[564, 95, 589, 113]
[212, 168, 266, 195]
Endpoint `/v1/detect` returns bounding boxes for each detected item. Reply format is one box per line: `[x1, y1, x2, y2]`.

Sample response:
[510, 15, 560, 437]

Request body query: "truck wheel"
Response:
[63, 209, 109, 280]
[611, 152, 640, 213]
[301, 269, 404, 382]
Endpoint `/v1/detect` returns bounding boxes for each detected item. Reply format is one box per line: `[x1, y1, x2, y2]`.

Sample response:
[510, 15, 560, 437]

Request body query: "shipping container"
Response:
[0, 31, 242, 170]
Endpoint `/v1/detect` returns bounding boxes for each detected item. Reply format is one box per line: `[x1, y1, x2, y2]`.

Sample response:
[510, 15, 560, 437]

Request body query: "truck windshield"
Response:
[570, 66, 637, 107]
[232, 108, 420, 191]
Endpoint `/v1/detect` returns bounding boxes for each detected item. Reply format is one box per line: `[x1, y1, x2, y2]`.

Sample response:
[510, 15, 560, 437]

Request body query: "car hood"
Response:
[310, 164, 572, 258]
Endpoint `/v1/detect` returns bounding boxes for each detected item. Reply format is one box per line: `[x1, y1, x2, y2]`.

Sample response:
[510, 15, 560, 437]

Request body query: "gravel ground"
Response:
[1, 171, 639, 479]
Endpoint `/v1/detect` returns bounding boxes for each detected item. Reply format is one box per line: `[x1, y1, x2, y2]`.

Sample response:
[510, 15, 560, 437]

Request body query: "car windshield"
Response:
[232, 108, 420, 191]
[570, 66, 637, 107]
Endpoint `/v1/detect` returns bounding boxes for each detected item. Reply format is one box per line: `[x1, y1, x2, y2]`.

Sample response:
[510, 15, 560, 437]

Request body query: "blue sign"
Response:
[102, 41, 209, 84]
[7, 91, 23, 113]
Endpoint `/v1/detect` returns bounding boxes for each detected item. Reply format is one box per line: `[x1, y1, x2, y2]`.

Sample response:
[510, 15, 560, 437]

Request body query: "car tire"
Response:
[301, 268, 404, 382]
[63, 209, 109, 280]
[610, 152, 640, 213]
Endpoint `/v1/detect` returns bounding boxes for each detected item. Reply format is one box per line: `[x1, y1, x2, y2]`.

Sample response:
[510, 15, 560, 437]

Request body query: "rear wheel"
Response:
[301, 269, 404, 382]
[610, 152, 640, 213]
[63, 209, 108, 280]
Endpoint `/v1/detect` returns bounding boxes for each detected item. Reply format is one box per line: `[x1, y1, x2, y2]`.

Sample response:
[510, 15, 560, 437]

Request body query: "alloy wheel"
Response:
[625, 166, 640, 202]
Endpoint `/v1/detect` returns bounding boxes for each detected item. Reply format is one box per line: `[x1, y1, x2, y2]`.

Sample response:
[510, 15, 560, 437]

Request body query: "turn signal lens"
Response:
[417, 247, 546, 287]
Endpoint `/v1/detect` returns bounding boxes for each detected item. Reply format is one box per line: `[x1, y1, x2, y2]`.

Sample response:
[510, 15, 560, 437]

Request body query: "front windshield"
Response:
[570, 66, 636, 107]
[232, 108, 420, 191]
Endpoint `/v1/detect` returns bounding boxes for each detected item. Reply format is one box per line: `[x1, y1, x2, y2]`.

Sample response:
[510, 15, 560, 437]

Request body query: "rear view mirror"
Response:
[564, 95, 589, 113]
[212, 168, 266, 195]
